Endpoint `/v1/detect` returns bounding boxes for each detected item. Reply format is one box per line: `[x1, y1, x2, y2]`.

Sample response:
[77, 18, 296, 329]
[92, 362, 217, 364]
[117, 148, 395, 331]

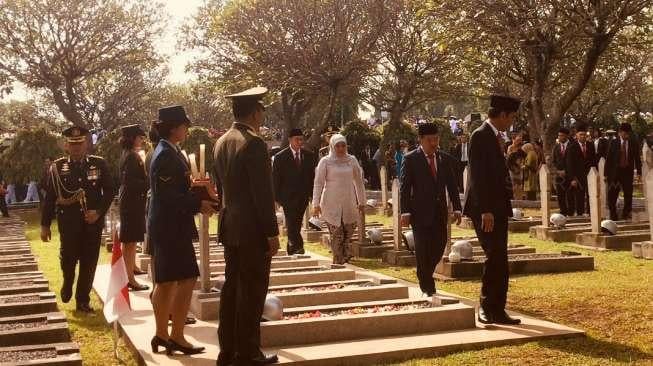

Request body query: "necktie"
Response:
[620, 141, 628, 167]
[496, 132, 504, 152]
[294, 152, 301, 168]
[561, 143, 566, 156]
[427, 154, 437, 178]
[581, 142, 586, 158]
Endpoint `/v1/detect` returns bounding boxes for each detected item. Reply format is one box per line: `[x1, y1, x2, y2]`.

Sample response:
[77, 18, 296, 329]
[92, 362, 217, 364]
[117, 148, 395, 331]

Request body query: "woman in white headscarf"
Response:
[312, 134, 366, 264]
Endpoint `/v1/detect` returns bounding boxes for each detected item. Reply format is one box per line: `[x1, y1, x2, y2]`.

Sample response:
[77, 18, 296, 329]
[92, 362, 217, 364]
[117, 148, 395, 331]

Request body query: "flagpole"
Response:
[113, 320, 119, 360]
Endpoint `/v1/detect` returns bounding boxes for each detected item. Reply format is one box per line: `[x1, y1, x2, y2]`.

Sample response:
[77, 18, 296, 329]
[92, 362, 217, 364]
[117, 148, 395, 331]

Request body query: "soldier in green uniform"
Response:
[41, 126, 114, 313]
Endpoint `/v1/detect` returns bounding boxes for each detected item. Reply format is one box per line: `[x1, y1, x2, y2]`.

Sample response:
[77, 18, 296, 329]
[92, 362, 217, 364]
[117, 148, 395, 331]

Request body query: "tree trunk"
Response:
[306, 87, 338, 151]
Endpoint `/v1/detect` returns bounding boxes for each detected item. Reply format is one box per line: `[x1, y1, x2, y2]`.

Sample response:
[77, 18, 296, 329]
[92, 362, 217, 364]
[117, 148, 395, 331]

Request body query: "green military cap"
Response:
[62, 126, 89, 143]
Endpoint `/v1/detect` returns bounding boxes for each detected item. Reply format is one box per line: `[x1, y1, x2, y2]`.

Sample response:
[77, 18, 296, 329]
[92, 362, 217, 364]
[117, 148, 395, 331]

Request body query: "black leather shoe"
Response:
[150, 335, 170, 353]
[76, 303, 94, 313]
[128, 282, 150, 291]
[477, 308, 494, 324]
[216, 352, 235, 366]
[253, 353, 279, 365]
[295, 248, 305, 255]
[134, 268, 148, 275]
[493, 311, 521, 325]
[167, 339, 205, 355]
[60, 285, 72, 303]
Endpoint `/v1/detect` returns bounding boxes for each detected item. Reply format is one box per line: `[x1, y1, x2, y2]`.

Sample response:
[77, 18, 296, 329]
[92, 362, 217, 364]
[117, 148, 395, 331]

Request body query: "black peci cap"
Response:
[158, 105, 191, 126]
[120, 124, 146, 138]
[490, 95, 521, 113]
[417, 122, 439, 136]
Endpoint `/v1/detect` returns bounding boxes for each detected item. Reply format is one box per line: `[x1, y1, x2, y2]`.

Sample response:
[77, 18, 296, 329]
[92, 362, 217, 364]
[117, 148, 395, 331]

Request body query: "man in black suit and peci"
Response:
[565, 124, 596, 216]
[463, 95, 521, 325]
[605, 122, 642, 220]
[272, 128, 318, 255]
[552, 127, 571, 216]
[400, 122, 462, 297]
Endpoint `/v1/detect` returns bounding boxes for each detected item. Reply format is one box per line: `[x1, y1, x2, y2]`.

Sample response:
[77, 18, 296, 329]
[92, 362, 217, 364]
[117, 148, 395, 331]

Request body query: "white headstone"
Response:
[199, 214, 211, 293]
[643, 144, 651, 198]
[598, 158, 608, 219]
[380, 166, 388, 209]
[587, 168, 601, 233]
[646, 169, 653, 239]
[391, 179, 401, 250]
[463, 166, 470, 195]
[444, 191, 453, 256]
[303, 204, 310, 230]
[539, 165, 550, 228]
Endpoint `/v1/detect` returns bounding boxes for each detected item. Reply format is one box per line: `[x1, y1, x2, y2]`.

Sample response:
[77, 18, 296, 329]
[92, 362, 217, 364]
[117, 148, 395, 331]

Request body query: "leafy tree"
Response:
[0, 0, 165, 128]
[184, 0, 391, 147]
[95, 129, 123, 186]
[341, 120, 381, 160]
[0, 99, 61, 132]
[0, 128, 62, 185]
[433, 0, 653, 152]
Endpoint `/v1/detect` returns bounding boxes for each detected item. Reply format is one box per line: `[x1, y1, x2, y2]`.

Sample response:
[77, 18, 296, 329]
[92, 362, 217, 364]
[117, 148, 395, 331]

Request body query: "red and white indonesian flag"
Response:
[103, 228, 131, 323]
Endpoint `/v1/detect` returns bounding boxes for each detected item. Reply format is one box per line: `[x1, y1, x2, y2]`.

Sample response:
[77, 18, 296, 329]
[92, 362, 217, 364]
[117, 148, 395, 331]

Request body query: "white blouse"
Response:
[312, 155, 366, 227]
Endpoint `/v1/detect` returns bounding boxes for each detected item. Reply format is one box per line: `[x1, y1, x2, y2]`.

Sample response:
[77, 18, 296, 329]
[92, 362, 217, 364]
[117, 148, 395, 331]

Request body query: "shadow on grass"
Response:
[538, 336, 653, 363]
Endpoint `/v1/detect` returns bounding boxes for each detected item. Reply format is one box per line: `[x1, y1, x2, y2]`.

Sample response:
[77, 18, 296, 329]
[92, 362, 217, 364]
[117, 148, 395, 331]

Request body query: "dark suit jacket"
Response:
[118, 150, 149, 215]
[595, 138, 609, 159]
[605, 138, 642, 182]
[565, 140, 596, 185]
[400, 148, 461, 227]
[463, 122, 513, 219]
[272, 147, 317, 206]
[450, 142, 469, 169]
[552, 142, 569, 171]
[147, 140, 200, 243]
[213, 123, 279, 248]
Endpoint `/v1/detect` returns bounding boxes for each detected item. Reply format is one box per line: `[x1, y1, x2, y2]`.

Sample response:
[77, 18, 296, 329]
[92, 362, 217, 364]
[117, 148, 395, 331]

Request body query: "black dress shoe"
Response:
[477, 307, 494, 324]
[216, 352, 235, 366]
[60, 285, 72, 303]
[150, 335, 170, 353]
[134, 268, 148, 275]
[128, 282, 150, 291]
[235, 353, 278, 365]
[167, 339, 205, 355]
[253, 353, 279, 365]
[493, 311, 521, 325]
[295, 248, 305, 255]
[76, 303, 94, 313]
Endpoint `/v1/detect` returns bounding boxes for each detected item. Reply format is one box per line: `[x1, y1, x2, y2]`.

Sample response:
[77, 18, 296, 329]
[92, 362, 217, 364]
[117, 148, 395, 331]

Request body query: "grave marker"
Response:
[380, 166, 388, 211]
[198, 214, 211, 293]
[598, 158, 608, 219]
[539, 165, 550, 228]
[646, 169, 653, 239]
[587, 168, 600, 233]
[391, 179, 401, 250]
[463, 166, 469, 196]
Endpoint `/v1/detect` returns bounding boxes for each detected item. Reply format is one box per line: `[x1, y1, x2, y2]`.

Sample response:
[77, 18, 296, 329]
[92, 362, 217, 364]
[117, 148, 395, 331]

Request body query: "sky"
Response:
[3, 0, 205, 102]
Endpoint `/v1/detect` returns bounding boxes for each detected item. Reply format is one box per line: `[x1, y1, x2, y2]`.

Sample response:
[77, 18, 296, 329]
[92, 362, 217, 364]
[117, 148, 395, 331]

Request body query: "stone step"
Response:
[0, 342, 81, 365]
[270, 284, 410, 308]
[436, 252, 594, 280]
[0, 248, 32, 256]
[0, 261, 39, 274]
[260, 299, 475, 347]
[0, 254, 36, 263]
[352, 243, 395, 258]
[575, 230, 651, 250]
[0, 292, 58, 317]
[529, 222, 649, 242]
[0, 278, 49, 296]
[208, 268, 357, 287]
[209, 258, 320, 272]
[0, 312, 70, 347]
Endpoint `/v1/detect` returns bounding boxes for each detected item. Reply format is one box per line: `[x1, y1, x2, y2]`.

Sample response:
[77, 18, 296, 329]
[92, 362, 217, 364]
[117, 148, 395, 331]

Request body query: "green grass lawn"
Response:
[18, 210, 653, 365]
[309, 214, 653, 366]
[21, 210, 137, 366]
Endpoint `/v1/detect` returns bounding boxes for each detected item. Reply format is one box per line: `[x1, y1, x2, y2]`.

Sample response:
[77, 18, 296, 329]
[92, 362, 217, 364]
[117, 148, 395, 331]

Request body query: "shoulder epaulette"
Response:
[88, 155, 105, 160]
[54, 157, 66, 162]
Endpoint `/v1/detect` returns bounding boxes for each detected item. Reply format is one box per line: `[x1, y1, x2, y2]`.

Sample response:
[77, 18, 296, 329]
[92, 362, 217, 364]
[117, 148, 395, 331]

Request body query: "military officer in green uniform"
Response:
[41, 126, 114, 313]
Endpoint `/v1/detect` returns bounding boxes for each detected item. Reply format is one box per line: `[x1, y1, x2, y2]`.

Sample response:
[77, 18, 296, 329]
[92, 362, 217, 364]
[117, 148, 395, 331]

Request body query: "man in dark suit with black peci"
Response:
[552, 127, 571, 216]
[213, 86, 279, 366]
[400, 122, 462, 297]
[605, 122, 642, 220]
[272, 128, 317, 255]
[564, 124, 596, 216]
[463, 95, 521, 325]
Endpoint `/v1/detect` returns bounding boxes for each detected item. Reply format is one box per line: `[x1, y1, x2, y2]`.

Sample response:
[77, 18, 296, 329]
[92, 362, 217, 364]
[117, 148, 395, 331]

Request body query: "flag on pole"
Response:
[103, 226, 131, 323]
